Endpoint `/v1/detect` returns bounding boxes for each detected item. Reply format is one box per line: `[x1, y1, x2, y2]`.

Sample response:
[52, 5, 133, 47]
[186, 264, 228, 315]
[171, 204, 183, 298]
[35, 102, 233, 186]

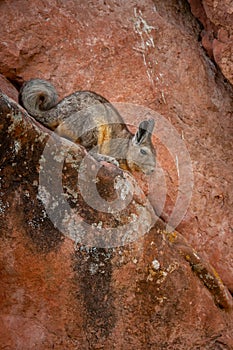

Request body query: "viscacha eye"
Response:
[140, 149, 147, 155]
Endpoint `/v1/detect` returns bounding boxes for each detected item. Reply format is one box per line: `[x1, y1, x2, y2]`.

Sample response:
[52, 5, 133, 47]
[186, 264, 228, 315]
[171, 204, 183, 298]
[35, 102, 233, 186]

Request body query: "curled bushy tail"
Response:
[19, 79, 58, 121]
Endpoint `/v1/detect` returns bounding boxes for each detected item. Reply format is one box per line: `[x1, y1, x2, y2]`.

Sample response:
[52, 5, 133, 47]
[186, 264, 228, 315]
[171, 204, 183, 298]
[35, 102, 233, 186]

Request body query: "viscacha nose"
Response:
[145, 167, 155, 175]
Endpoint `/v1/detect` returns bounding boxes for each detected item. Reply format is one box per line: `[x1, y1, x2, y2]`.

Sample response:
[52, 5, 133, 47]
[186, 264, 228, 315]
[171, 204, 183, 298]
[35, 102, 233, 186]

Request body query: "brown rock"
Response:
[0, 91, 155, 349]
[1, 91, 232, 348]
[0, 0, 233, 349]
[0, 74, 18, 101]
[188, 0, 233, 83]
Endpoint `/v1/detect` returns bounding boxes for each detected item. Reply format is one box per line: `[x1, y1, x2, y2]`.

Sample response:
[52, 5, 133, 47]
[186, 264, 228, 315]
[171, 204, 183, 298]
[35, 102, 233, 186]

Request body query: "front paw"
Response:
[104, 155, 119, 167]
[92, 153, 119, 167]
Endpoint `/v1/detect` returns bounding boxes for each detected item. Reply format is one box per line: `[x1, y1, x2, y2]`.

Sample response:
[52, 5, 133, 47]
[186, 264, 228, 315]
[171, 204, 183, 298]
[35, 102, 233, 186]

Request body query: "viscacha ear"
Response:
[133, 119, 155, 145]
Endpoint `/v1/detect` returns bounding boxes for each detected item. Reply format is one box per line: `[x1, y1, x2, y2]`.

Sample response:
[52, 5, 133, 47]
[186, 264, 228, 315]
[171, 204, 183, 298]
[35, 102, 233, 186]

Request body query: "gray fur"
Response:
[19, 79, 156, 174]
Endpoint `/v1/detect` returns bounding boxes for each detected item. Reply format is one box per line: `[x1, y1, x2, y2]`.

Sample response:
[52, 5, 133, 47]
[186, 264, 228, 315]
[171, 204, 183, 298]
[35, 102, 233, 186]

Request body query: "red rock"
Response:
[0, 0, 233, 348]
[189, 0, 233, 83]
[0, 74, 18, 101]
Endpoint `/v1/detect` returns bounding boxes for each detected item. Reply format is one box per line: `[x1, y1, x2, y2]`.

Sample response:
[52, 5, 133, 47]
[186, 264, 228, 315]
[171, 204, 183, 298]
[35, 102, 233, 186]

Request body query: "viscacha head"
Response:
[126, 119, 156, 175]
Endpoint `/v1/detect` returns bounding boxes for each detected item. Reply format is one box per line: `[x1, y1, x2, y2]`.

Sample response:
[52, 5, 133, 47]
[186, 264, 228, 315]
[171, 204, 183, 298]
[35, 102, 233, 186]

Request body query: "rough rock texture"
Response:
[0, 74, 18, 101]
[0, 91, 232, 349]
[188, 0, 233, 84]
[0, 0, 233, 349]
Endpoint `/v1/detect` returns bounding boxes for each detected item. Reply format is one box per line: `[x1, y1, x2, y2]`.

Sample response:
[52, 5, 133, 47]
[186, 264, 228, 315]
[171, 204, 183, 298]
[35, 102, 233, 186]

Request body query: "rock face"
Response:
[188, 0, 233, 84]
[0, 92, 232, 349]
[0, 0, 233, 349]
